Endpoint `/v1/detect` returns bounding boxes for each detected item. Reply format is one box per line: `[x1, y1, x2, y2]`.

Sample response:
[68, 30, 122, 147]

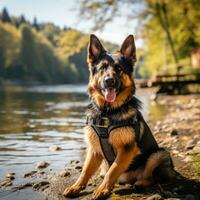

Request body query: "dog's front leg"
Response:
[92, 145, 139, 199]
[63, 147, 103, 197]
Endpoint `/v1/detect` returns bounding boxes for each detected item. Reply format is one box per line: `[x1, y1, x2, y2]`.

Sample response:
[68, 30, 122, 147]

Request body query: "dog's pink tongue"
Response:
[104, 88, 116, 103]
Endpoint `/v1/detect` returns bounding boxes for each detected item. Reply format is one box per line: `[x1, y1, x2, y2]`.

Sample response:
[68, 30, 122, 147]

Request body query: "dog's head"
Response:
[87, 34, 137, 109]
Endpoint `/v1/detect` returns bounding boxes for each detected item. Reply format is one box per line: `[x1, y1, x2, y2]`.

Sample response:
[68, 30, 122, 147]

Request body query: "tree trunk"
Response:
[155, 1, 179, 64]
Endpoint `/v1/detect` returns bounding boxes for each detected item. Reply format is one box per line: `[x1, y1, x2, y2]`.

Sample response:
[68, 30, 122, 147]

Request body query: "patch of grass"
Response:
[192, 155, 200, 176]
[111, 192, 121, 200]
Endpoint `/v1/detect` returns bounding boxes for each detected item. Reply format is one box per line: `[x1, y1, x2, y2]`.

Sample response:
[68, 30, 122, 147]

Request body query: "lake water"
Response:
[0, 84, 164, 180]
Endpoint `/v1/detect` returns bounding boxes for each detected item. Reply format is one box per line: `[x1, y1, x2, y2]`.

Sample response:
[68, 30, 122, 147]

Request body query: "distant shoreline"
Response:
[0, 79, 87, 86]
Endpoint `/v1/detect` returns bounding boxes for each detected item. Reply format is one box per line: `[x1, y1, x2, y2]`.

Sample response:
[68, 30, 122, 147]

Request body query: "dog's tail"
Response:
[142, 148, 179, 182]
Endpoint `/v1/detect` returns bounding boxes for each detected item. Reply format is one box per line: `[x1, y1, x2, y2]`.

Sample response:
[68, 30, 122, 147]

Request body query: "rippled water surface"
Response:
[0, 85, 162, 179]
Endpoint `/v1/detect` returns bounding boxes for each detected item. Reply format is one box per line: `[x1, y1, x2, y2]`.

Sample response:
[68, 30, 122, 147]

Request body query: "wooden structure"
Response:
[137, 64, 200, 95]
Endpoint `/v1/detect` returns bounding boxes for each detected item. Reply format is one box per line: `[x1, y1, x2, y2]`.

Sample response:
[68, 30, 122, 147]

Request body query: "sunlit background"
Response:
[0, 0, 200, 199]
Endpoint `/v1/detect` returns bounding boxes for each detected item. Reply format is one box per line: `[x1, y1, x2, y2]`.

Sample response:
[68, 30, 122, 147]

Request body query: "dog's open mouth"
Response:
[103, 88, 117, 103]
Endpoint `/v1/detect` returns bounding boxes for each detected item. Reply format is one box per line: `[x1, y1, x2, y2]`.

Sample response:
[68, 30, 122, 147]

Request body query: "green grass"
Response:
[193, 155, 200, 176]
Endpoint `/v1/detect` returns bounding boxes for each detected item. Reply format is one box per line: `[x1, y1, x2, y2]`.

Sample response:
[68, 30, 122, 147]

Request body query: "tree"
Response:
[1, 7, 11, 23]
[33, 17, 40, 30]
[19, 15, 26, 24]
[20, 25, 44, 80]
[78, 0, 200, 77]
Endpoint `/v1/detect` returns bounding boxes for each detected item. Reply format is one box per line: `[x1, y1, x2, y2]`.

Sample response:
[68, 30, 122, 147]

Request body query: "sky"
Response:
[0, 0, 140, 46]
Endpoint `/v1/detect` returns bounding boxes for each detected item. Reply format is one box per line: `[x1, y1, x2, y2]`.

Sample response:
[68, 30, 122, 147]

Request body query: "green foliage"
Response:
[0, 8, 117, 84]
[141, 0, 200, 78]
[1, 7, 11, 23]
[193, 155, 200, 176]
[79, 0, 200, 79]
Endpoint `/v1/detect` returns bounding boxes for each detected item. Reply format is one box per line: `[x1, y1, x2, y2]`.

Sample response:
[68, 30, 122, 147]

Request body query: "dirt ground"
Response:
[1, 94, 200, 200]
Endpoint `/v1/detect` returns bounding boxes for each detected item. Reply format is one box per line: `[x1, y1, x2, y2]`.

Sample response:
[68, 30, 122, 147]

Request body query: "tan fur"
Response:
[63, 126, 103, 197]
[142, 151, 169, 179]
[92, 143, 140, 199]
[100, 160, 109, 177]
[88, 74, 105, 108]
[88, 73, 136, 109]
[109, 127, 137, 149]
[63, 125, 141, 198]
[110, 74, 135, 109]
[63, 35, 175, 199]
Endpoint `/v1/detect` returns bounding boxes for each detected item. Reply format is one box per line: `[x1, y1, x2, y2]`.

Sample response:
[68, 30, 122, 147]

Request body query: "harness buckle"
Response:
[96, 117, 110, 128]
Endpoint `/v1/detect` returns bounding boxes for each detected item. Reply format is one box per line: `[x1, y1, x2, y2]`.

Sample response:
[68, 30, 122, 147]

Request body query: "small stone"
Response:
[185, 140, 196, 150]
[33, 181, 49, 190]
[196, 141, 200, 147]
[0, 180, 12, 187]
[49, 145, 62, 152]
[59, 170, 70, 177]
[24, 170, 37, 178]
[75, 165, 82, 170]
[37, 171, 45, 175]
[88, 182, 92, 186]
[6, 173, 15, 180]
[172, 150, 179, 155]
[36, 161, 49, 169]
[183, 156, 193, 162]
[170, 129, 178, 136]
[146, 194, 162, 200]
[192, 146, 200, 154]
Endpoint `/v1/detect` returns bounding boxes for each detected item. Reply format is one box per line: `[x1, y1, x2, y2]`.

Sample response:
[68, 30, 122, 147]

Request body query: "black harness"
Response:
[86, 112, 141, 166]
[86, 97, 159, 169]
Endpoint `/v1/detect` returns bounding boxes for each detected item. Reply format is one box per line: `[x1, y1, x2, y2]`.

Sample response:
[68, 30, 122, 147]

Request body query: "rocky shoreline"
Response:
[1, 94, 200, 200]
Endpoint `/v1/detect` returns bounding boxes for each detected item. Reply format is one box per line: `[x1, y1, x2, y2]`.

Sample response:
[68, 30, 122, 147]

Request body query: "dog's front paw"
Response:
[92, 188, 111, 200]
[134, 179, 153, 189]
[63, 185, 82, 197]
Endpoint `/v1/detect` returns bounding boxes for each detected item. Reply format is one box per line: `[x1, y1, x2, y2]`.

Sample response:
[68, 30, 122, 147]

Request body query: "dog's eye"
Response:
[99, 64, 108, 71]
[115, 65, 122, 73]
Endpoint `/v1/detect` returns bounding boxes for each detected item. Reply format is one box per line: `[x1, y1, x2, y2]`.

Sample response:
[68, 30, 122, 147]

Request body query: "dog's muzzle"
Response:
[101, 76, 121, 103]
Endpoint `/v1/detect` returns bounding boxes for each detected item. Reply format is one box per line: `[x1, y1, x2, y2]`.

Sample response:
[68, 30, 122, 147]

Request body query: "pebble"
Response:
[183, 156, 193, 162]
[146, 194, 162, 200]
[192, 146, 200, 154]
[172, 150, 179, 155]
[70, 160, 80, 164]
[185, 140, 196, 150]
[75, 165, 82, 170]
[88, 182, 92, 186]
[24, 170, 37, 178]
[36, 161, 49, 169]
[196, 140, 200, 147]
[49, 145, 62, 152]
[59, 170, 70, 177]
[33, 181, 49, 190]
[170, 129, 178, 136]
[6, 173, 15, 180]
[0, 179, 12, 187]
[37, 171, 46, 175]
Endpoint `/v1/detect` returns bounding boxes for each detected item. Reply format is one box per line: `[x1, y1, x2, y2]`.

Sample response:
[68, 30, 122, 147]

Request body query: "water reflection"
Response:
[0, 85, 164, 178]
[0, 85, 88, 177]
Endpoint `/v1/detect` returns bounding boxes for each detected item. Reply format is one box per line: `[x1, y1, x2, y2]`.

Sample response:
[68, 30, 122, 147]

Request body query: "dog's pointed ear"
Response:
[87, 34, 106, 64]
[120, 35, 136, 63]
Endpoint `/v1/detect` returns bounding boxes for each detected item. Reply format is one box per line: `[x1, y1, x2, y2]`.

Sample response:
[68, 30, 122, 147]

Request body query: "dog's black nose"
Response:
[104, 77, 115, 87]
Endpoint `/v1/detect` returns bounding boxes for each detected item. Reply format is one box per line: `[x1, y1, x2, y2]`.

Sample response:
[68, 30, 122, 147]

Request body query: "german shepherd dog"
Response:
[63, 35, 177, 199]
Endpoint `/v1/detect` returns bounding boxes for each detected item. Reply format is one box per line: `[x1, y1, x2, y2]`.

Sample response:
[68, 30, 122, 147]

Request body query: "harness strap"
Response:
[86, 115, 138, 166]
[91, 125, 115, 166]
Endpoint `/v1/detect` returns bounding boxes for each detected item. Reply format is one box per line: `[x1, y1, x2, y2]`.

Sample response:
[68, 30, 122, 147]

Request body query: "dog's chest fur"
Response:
[84, 97, 142, 155]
